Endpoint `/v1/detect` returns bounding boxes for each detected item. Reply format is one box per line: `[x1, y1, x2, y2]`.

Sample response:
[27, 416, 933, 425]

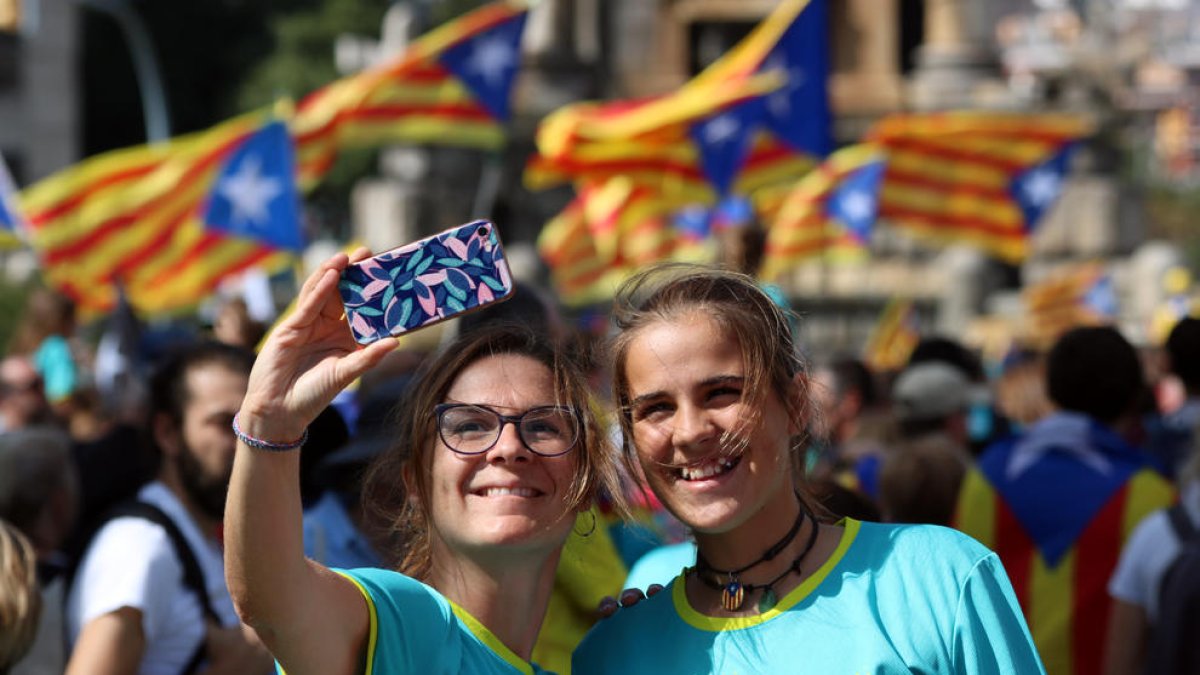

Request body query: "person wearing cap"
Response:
[892, 361, 975, 447]
[953, 326, 1175, 675]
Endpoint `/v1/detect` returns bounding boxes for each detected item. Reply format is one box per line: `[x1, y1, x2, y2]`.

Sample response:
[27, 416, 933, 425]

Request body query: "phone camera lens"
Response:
[477, 225, 490, 237]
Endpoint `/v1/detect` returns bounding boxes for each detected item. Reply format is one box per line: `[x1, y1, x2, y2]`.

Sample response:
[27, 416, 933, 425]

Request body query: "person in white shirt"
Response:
[65, 342, 273, 675]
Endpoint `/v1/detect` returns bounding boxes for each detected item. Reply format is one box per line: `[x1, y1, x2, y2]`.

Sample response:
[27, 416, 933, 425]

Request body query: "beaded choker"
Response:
[692, 504, 819, 612]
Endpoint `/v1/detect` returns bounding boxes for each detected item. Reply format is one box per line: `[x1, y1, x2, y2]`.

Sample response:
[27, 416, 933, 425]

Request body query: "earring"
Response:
[573, 509, 597, 537]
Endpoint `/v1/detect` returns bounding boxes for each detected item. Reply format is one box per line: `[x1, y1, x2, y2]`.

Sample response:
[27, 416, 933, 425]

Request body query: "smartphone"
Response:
[338, 220, 515, 344]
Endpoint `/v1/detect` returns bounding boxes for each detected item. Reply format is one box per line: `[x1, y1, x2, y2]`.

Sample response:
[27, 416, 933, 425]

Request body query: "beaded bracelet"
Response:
[232, 413, 308, 452]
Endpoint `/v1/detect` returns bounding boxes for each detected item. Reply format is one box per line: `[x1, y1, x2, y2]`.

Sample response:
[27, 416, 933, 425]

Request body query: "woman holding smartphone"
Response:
[224, 250, 622, 674]
[573, 265, 1044, 674]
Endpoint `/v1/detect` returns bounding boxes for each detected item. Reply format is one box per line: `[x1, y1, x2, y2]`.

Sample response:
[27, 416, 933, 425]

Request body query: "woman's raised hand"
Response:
[237, 249, 396, 441]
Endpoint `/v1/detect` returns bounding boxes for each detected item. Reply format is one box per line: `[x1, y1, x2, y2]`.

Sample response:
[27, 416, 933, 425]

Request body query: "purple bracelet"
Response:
[232, 413, 308, 452]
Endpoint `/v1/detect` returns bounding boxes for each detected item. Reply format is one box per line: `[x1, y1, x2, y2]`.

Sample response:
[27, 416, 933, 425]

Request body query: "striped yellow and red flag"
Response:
[536, 177, 711, 305]
[1021, 263, 1116, 348]
[760, 144, 886, 279]
[293, 0, 528, 188]
[862, 297, 920, 372]
[867, 111, 1092, 263]
[20, 110, 294, 316]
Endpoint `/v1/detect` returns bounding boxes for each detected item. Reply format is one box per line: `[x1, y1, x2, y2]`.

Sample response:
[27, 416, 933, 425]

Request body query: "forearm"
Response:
[223, 426, 310, 640]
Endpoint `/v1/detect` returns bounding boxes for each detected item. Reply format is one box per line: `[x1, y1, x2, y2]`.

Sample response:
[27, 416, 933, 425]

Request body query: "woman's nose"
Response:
[486, 421, 532, 462]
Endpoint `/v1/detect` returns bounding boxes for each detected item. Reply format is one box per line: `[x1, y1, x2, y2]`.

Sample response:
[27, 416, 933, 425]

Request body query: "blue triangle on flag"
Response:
[1083, 274, 1118, 318]
[756, 0, 832, 158]
[827, 159, 885, 243]
[672, 204, 713, 242]
[0, 197, 16, 233]
[204, 120, 304, 252]
[1011, 143, 1075, 234]
[439, 13, 528, 122]
[690, 96, 768, 197]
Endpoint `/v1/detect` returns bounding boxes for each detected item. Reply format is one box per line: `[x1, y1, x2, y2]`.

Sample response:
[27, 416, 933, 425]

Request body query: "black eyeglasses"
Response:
[434, 403, 581, 457]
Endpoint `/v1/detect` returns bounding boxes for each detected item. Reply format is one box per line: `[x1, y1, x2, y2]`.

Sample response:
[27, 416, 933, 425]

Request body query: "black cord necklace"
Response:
[691, 503, 817, 612]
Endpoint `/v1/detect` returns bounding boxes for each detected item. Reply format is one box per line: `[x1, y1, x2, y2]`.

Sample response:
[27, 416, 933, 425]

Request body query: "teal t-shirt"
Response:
[573, 520, 1044, 675]
[335, 567, 554, 675]
[33, 335, 76, 402]
[623, 542, 696, 592]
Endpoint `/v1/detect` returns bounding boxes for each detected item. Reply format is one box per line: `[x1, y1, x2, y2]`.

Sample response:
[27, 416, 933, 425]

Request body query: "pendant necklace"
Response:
[691, 501, 816, 612]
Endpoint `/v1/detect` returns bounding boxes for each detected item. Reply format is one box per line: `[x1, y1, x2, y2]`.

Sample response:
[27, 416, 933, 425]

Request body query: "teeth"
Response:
[678, 457, 738, 481]
[479, 487, 538, 497]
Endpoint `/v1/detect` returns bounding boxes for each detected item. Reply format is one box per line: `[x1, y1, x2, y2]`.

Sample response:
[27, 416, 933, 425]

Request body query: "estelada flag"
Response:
[867, 111, 1091, 263]
[1021, 262, 1116, 348]
[527, 0, 830, 204]
[954, 416, 1173, 675]
[760, 143, 886, 279]
[20, 111, 298, 316]
[862, 297, 920, 372]
[293, 0, 528, 189]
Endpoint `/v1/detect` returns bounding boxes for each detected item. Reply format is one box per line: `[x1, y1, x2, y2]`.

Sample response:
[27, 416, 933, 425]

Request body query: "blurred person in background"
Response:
[8, 289, 80, 419]
[0, 520, 41, 675]
[1104, 428, 1200, 675]
[65, 342, 272, 675]
[810, 356, 885, 470]
[0, 357, 54, 432]
[210, 298, 266, 351]
[0, 428, 78, 675]
[878, 435, 969, 526]
[1144, 317, 1200, 477]
[908, 336, 1007, 454]
[993, 349, 1053, 433]
[954, 326, 1175, 675]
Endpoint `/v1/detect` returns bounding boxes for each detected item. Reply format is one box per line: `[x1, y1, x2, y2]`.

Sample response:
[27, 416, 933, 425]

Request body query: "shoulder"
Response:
[336, 568, 453, 622]
[850, 520, 994, 568]
[624, 543, 695, 592]
[575, 577, 678, 660]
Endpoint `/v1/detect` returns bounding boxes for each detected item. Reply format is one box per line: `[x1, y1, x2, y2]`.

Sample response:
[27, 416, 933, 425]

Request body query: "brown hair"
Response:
[878, 435, 969, 526]
[362, 324, 624, 580]
[0, 520, 40, 673]
[608, 264, 819, 512]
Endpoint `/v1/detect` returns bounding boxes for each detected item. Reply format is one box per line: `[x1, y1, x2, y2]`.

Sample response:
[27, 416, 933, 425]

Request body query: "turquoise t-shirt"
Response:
[335, 567, 554, 675]
[623, 542, 696, 592]
[573, 520, 1044, 675]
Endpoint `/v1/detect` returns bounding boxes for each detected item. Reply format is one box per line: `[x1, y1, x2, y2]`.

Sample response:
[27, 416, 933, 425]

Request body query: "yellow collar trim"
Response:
[333, 571, 379, 675]
[672, 518, 860, 632]
[448, 601, 535, 675]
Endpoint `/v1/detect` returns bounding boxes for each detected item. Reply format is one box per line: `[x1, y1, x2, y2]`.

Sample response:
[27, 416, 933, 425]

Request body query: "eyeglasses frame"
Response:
[433, 402, 582, 457]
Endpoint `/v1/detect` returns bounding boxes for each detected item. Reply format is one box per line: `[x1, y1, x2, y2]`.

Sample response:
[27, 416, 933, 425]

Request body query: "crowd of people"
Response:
[0, 256, 1197, 675]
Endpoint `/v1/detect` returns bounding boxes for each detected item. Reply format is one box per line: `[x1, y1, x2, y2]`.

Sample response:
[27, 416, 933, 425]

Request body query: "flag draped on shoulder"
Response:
[867, 111, 1091, 262]
[760, 144, 885, 278]
[954, 415, 1174, 675]
[293, 0, 529, 188]
[21, 111, 301, 316]
[862, 297, 920, 372]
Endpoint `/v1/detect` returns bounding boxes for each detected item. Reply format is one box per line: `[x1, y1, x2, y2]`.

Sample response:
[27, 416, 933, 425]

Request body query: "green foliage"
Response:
[0, 278, 33, 354]
[1143, 186, 1200, 270]
[236, 0, 391, 111]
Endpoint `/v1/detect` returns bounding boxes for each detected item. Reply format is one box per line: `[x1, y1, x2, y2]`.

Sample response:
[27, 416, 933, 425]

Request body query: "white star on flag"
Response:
[216, 155, 282, 229]
[1021, 168, 1062, 207]
[764, 54, 806, 118]
[465, 31, 517, 87]
[704, 114, 741, 145]
[839, 190, 876, 223]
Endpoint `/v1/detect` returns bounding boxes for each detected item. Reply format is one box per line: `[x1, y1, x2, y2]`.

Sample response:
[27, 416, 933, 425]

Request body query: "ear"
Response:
[153, 412, 182, 459]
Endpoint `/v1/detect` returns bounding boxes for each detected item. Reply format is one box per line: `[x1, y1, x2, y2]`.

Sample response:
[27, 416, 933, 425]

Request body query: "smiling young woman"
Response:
[223, 250, 624, 675]
[572, 265, 1045, 674]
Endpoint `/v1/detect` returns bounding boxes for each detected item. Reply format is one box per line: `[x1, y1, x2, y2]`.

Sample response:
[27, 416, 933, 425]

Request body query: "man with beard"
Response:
[64, 342, 273, 675]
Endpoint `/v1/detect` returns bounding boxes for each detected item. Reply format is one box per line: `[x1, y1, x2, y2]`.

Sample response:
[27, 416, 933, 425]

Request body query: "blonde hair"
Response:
[0, 520, 40, 674]
[608, 264, 819, 512]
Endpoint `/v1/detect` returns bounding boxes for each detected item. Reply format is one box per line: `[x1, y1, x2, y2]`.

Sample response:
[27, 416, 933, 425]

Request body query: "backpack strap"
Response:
[1167, 503, 1199, 543]
[108, 501, 218, 675]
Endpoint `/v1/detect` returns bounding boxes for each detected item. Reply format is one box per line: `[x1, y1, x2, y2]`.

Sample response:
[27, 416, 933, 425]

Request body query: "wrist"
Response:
[232, 411, 308, 451]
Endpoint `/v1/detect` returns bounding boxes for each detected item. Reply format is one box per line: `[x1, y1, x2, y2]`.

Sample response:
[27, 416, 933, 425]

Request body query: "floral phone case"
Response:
[338, 220, 514, 344]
